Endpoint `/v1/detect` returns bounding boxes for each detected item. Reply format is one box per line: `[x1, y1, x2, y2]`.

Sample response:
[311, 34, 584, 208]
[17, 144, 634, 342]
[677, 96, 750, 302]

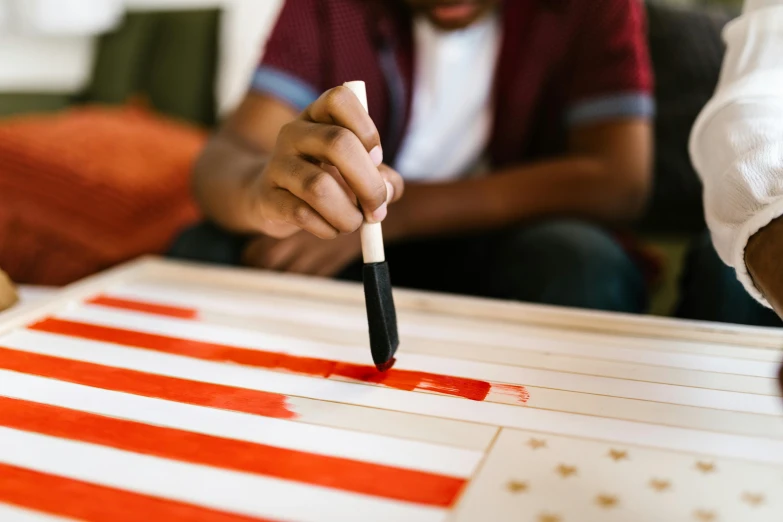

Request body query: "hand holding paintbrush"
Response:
[237, 81, 402, 370]
[241, 85, 403, 243]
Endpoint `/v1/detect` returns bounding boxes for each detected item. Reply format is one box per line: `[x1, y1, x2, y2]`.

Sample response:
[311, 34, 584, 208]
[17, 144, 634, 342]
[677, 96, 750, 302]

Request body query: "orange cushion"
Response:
[0, 105, 205, 285]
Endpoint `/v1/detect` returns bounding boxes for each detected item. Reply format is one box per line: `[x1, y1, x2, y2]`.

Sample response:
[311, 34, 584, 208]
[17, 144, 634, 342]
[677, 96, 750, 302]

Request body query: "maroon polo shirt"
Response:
[251, 0, 653, 169]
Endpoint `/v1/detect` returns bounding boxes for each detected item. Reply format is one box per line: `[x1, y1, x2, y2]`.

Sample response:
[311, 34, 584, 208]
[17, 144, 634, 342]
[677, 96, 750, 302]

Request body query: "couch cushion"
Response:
[641, 2, 734, 233]
[84, 9, 220, 126]
[0, 93, 73, 118]
[0, 105, 204, 285]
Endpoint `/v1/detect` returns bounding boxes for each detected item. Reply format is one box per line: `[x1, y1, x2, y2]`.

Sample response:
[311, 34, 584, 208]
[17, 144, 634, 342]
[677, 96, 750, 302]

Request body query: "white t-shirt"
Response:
[393, 13, 501, 182]
[689, 0, 783, 306]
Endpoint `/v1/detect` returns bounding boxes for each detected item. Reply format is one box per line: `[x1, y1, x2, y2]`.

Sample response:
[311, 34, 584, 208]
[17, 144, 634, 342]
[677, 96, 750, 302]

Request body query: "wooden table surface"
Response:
[0, 257, 780, 522]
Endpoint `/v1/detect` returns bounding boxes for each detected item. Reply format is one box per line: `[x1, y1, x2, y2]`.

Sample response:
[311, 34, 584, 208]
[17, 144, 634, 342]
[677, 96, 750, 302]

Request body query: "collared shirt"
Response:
[252, 0, 653, 172]
[690, 0, 783, 306]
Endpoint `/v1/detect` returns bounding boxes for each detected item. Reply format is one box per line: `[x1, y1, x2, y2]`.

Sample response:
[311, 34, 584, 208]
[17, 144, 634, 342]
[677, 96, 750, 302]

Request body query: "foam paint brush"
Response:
[343, 81, 399, 372]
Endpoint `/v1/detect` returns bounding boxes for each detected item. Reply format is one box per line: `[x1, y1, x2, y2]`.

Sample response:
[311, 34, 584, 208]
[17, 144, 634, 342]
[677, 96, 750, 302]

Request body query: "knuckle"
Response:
[367, 182, 387, 209]
[343, 210, 363, 233]
[289, 203, 311, 226]
[301, 171, 332, 200]
[323, 87, 349, 111]
[321, 228, 339, 240]
[324, 126, 353, 153]
[285, 157, 306, 180]
[277, 122, 296, 142]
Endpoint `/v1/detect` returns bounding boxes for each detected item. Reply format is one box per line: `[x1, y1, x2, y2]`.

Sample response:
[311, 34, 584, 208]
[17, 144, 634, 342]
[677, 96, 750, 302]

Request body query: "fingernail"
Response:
[385, 181, 394, 204]
[370, 202, 387, 223]
[370, 145, 383, 167]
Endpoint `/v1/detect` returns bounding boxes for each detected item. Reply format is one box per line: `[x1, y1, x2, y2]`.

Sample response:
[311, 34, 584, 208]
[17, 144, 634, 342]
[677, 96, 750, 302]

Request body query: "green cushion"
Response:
[82, 12, 159, 106]
[84, 9, 220, 126]
[0, 93, 73, 118]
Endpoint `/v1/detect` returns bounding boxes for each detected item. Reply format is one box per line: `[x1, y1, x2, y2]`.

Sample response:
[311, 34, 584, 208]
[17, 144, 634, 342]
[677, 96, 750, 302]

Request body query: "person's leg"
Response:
[483, 220, 648, 313]
[676, 231, 781, 327]
[167, 222, 248, 266]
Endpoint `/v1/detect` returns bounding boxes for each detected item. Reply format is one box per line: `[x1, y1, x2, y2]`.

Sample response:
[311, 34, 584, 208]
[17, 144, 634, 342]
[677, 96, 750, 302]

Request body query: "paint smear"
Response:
[0, 396, 466, 507]
[30, 318, 529, 403]
[88, 295, 198, 319]
[0, 462, 278, 522]
[0, 346, 296, 419]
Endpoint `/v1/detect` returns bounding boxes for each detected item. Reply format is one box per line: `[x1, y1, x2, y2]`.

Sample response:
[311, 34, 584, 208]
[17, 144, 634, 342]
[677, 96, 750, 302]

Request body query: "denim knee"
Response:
[496, 220, 647, 313]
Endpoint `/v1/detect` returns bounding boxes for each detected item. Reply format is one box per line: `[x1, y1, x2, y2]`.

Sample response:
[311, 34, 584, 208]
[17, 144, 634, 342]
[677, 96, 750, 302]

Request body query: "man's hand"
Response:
[193, 88, 404, 237]
[242, 230, 362, 277]
[746, 216, 783, 315]
[244, 86, 403, 240]
[745, 216, 783, 393]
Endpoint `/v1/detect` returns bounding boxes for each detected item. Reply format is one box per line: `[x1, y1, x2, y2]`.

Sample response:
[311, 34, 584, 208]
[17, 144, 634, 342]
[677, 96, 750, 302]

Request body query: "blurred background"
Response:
[0, 0, 746, 314]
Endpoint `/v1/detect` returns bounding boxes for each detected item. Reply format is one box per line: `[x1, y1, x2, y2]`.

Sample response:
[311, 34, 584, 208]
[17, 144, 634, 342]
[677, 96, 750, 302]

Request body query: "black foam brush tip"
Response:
[363, 261, 399, 371]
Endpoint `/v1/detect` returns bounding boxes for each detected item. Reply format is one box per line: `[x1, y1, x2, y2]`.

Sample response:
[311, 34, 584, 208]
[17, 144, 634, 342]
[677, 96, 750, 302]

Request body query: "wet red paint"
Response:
[0, 462, 275, 522]
[491, 383, 531, 404]
[0, 346, 297, 419]
[88, 295, 198, 319]
[0, 396, 466, 507]
[29, 318, 529, 403]
[375, 357, 397, 372]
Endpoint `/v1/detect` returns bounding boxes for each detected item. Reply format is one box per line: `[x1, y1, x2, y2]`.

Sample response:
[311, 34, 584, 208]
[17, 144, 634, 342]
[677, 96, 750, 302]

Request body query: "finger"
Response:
[301, 86, 383, 164]
[378, 164, 404, 204]
[241, 236, 277, 268]
[315, 257, 352, 278]
[322, 162, 358, 205]
[262, 236, 306, 271]
[284, 121, 387, 221]
[268, 188, 340, 239]
[283, 245, 329, 275]
[275, 157, 363, 234]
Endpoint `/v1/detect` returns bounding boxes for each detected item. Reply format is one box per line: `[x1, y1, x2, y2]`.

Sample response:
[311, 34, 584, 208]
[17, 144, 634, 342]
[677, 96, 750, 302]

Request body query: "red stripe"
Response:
[0, 462, 272, 522]
[0, 396, 465, 507]
[30, 318, 528, 403]
[88, 295, 198, 319]
[0, 346, 296, 419]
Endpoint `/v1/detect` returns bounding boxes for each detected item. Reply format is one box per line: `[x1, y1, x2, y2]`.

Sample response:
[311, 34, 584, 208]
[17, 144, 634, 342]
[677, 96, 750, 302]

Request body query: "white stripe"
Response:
[60, 305, 782, 415]
[0, 428, 447, 522]
[4, 330, 783, 465]
[107, 288, 783, 398]
[0, 504, 75, 522]
[0, 370, 480, 478]
[84, 296, 782, 376]
[112, 284, 783, 362]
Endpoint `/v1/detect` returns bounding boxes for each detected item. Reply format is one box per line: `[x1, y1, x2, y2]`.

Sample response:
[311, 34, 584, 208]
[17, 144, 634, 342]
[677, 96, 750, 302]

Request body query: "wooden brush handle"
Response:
[343, 81, 386, 264]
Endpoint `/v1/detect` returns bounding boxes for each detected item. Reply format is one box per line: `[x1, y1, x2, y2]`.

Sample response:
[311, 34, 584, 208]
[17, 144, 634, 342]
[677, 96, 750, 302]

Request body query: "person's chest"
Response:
[320, 1, 574, 169]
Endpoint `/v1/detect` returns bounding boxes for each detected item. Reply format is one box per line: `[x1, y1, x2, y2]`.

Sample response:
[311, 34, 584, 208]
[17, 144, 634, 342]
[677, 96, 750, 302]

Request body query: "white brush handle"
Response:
[343, 81, 386, 264]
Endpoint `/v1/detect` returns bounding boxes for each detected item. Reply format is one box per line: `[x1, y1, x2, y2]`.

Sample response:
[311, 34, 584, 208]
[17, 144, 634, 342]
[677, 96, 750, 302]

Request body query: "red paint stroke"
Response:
[30, 318, 529, 403]
[0, 396, 466, 507]
[376, 357, 397, 372]
[88, 295, 198, 319]
[0, 462, 276, 522]
[491, 384, 531, 404]
[0, 346, 296, 419]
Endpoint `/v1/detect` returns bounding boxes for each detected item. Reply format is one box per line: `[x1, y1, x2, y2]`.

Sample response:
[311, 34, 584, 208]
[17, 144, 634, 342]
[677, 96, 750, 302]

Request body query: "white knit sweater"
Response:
[690, 0, 783, 307]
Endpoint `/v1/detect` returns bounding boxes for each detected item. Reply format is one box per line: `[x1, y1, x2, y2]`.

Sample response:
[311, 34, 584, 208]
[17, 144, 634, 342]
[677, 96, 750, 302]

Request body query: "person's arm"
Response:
[194, 89, 403, 239]
[192, 0, 402, 239]
[689, 0, 783, 313]
[383, 0, 654, 241]
[192, 94, 294, 233]
[382, 119, 652, 241]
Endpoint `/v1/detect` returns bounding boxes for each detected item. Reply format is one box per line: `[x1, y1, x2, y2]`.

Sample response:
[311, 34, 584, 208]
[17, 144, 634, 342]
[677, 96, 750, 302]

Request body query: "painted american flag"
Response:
[0, 259, 780, 522]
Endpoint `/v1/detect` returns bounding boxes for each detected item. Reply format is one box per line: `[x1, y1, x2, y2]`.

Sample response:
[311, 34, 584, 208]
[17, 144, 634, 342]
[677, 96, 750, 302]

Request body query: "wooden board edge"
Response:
[0, 257, 160, 336]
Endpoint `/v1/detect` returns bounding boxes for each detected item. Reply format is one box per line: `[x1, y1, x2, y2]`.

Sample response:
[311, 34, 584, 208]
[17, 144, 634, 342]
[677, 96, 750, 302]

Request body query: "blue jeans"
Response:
[169, 219, 648, 314]
[676, 231, 781, 327]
